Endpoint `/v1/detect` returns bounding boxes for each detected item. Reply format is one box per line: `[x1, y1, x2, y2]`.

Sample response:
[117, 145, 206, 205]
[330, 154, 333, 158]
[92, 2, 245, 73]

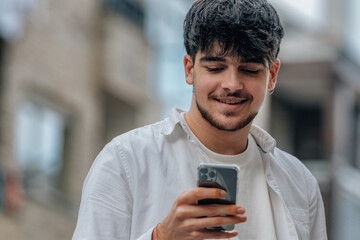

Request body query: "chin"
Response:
[196, 99, 258, 132]
[213, 120, 253, 132]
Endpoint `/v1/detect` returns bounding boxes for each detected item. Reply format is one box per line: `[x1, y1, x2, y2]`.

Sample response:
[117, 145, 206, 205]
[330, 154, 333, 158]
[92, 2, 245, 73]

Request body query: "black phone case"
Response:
[197, 163, 239, 231]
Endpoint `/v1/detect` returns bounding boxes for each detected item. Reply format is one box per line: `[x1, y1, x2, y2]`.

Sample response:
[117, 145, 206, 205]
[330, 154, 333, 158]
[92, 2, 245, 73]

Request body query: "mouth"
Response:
[216, 98, 248, 105]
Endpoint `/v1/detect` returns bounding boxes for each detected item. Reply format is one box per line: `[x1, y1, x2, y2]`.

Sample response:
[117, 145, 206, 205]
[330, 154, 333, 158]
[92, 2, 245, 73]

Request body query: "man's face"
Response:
[184, 49, 279, 132]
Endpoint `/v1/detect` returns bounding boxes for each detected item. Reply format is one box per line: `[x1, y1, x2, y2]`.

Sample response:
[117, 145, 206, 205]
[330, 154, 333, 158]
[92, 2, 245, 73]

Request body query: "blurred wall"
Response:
[0, 0, 159, 239]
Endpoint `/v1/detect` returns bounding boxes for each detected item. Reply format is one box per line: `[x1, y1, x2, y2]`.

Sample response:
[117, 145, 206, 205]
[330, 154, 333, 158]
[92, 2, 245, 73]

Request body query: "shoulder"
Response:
[83, 119, 171, 190]
[113, 119, 168, 146]
[272, 147, 303, 169]
[89, 119, 169, 171]
[107, 116, 185, 167]
[271, 147, 319, 191]
[100, 119, 168, 168]
[272, 148, 312, 176]
[250, 124, 317, 184]
[110, 110, 187, 158]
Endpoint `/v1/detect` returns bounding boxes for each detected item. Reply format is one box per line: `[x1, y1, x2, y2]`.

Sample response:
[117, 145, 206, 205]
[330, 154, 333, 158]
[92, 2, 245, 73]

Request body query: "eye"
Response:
[241, 69, 260, 74]
[206, 67, 224, 73]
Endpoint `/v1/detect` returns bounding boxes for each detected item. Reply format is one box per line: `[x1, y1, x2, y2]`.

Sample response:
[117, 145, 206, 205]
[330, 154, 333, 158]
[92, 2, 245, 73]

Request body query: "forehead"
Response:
[197, 42, 267, 65]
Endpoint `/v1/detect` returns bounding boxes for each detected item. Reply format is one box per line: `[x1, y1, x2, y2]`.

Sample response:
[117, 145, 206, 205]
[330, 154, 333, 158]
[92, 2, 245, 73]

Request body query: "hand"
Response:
[153, 187, 247, 240]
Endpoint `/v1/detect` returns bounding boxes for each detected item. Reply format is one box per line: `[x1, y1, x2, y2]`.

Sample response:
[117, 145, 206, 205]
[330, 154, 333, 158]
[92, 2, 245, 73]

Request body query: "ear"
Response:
[268, 59, 280, 91]
[184, 55, 194, 85]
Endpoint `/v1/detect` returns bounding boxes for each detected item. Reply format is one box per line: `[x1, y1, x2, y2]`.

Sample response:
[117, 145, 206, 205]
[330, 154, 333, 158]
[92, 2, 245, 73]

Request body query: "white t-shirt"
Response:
[185, 119, 277, 240]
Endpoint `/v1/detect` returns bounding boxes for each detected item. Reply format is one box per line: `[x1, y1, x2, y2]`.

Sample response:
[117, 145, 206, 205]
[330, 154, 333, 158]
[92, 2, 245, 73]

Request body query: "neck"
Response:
[184, 110, 251, 155]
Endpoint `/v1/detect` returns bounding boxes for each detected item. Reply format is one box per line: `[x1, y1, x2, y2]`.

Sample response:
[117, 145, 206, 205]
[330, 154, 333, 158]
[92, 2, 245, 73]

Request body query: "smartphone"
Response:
[197, 163, 240, 231]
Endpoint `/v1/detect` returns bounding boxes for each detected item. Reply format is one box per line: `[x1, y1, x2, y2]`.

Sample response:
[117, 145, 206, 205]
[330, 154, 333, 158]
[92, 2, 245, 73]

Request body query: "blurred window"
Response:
[272, 97, 325, 161]
[15, 101, 66, 198]
[104, 0, 144, 27]
[103, 92, 136, 143]
[345, 0, 360, 66]
[293, 106, 324, 160]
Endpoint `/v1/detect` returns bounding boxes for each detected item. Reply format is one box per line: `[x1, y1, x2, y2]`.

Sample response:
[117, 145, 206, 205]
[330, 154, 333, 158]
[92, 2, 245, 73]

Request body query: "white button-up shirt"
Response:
[73, 108, 327, 240]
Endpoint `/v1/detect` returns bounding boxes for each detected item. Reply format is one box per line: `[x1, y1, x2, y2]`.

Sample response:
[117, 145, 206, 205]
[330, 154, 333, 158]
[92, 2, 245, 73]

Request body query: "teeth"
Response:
[218, 99, 246, 104]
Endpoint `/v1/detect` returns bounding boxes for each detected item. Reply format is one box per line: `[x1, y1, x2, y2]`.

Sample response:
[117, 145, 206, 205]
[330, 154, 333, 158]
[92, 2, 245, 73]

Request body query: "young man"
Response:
[73, 0, 327, 239]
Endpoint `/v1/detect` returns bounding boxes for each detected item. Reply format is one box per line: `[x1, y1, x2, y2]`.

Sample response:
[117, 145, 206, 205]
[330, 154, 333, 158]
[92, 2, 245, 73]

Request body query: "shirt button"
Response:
[200, 155, 205, 161]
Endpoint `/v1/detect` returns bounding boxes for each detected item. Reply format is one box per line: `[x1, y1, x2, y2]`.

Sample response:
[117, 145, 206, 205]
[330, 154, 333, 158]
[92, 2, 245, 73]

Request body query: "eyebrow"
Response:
[198, 56, 265, 68]
[199, 56, 226, 63]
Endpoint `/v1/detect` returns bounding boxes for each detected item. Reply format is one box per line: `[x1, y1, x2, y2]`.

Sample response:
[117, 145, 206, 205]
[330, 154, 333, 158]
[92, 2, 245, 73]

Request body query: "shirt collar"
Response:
[250, 125, 277, 154]
[160, 108, 185, 136]
[161, 107, 276, 153]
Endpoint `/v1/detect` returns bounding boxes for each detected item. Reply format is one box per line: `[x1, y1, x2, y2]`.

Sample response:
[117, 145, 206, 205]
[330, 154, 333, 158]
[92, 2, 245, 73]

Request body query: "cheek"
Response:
[248, 82, 268, 104]
[194, 75, 218, 95]
[249, 80, 267, 95]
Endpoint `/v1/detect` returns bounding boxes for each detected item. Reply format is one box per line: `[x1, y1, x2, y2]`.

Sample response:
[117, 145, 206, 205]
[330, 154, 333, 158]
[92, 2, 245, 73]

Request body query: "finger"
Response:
[177, 187, 227, 205]
[190, 229, 239, 239]
[175, 204, 245, 219]
[204, 215, 247, 229]
[184, 215, 246, 231]
[201, 229, 239, 239]
[198, 204, 246, 218]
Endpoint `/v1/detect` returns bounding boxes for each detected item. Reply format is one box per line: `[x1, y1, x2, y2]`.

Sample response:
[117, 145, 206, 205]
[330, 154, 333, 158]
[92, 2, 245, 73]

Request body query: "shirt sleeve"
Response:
[308, 176, 328, 240]
[72, 141, 154, 240]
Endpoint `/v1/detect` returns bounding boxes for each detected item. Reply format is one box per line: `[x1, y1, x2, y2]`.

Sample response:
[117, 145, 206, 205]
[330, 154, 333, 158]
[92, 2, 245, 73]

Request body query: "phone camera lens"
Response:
[201, 174, 208, 181]
[200, 168, 208, 174]
[209, 171, 216, 178]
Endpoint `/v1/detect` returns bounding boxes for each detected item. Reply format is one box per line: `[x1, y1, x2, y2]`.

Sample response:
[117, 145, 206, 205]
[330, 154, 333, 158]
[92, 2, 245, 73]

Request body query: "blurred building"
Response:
[0, 0, 159, 239]
[269, 0, 360, 239]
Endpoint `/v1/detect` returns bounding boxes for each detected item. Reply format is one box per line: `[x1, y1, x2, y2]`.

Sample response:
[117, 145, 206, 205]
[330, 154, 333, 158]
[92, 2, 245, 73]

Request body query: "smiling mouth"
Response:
[215, 98, 248, 105]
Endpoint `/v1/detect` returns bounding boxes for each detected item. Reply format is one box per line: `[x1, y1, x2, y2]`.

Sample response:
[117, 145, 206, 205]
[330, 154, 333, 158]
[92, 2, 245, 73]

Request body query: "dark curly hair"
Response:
[183, 0, 284, 66]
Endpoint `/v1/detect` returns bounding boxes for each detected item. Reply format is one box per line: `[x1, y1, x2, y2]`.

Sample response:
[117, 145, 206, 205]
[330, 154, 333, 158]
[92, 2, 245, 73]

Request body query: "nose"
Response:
[221, 69, 244, 92]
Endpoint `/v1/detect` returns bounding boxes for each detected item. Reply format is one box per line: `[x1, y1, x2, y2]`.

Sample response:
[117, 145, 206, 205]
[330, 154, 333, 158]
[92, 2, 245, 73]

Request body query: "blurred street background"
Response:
[0, 0, 359, 239]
